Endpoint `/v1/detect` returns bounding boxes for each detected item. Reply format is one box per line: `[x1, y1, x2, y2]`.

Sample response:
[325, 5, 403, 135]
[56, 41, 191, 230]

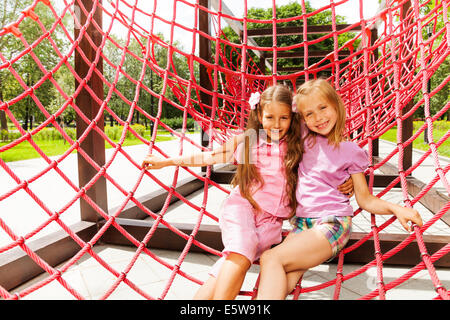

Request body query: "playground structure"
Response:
[0, 0, 449, 299]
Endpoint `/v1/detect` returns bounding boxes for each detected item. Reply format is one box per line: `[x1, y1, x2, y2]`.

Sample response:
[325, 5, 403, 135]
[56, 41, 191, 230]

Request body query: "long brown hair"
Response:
[231, 85, 303, 216]
[295, 79, 346, 147]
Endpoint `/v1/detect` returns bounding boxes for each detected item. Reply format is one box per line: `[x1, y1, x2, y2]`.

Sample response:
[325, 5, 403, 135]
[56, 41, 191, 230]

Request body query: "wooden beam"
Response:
[374, 156, 450, 221]
[247, 24, 362, 38]
[100, 219, 450, 267]
[110, 176, 206, 220]
[199, 0, 212, 108]
[75, 0, 107, 222]
[276, 67, 333, 73]
[199, 0, 213, 173]
[100, 218, 224, 253]
[265, 49, 351, 59]
[334, 231, 450, 267]
[277, 67, 306, 73]
[0, 221, 97, 291]
[0, 176, 205, 292]
[400, 0, 414, 171]
[370, 28, 380, 157]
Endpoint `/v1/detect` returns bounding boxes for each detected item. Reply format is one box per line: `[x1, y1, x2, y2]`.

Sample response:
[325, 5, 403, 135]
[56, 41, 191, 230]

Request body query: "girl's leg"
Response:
[285, 269, 306, 295]
[213, 252, 251, 299]
[256, 228, 333, 299]
[193, 276, 216, 300]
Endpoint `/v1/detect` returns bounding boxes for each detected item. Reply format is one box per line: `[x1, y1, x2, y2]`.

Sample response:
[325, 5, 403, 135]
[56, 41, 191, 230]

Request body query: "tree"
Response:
[103, 33, 193, 125]
[0, 0, 33, 132]
[413, 0, 449, 120]
[220, 1, 355, 76]
[1, 1, 72, 131]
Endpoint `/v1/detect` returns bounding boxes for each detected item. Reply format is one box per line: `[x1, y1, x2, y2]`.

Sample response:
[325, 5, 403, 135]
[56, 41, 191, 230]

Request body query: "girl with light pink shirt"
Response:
[255, 79, 423, 300]
[142, 85, 309, 299]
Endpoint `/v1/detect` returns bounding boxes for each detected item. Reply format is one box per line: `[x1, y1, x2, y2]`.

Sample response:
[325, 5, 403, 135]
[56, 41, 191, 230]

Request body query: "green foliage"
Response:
[381, 120, 450, 157]
[0, 118, 197, 146]
[0, 0, 447, 139]
[104, 124, 146, 140]
[412, 1, 449, 120]
[3, 2, 72, 130]
[220, 1, 355, 75]
[159, 117, 196, 130]
[103, 33, 195, 122]
[413, 58, 449, 120]
[414, 120, 449, 131]
[1, 124, 150, 143]
[0, 129, 21, 141]
[0, 2, 196, 133]
[0, 131, 175, 162]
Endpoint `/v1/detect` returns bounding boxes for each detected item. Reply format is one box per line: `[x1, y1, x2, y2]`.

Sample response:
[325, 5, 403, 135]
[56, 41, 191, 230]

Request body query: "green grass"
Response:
[380, 121, 449, 158]
[0, 135, 174, 162]
[2, 121, 447, 162]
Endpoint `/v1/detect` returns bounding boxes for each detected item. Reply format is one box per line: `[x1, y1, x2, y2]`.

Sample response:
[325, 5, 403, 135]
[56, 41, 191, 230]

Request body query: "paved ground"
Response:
[1, 137, 449, 299]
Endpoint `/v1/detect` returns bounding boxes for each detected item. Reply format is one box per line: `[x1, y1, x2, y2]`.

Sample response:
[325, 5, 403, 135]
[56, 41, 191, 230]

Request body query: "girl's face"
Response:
[258, 102, 292, 142]
[297, 92, 337, 137]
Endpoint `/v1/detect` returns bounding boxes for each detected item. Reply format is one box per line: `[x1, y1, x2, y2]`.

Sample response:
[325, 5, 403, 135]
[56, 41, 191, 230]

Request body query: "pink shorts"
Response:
[209, 193, 284, 277]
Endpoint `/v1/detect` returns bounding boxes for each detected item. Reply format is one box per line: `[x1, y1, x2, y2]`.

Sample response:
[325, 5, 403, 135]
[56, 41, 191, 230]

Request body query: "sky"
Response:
[54, 0, 383, 53]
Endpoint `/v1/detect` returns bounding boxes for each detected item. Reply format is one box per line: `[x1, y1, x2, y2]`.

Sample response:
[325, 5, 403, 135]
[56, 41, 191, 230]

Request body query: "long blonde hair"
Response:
[231, 85, 303, 216]
[295, 79, 346, 146]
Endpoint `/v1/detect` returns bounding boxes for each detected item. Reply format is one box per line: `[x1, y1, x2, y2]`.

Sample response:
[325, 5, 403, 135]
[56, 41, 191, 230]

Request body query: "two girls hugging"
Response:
[142, 79, 423, 300]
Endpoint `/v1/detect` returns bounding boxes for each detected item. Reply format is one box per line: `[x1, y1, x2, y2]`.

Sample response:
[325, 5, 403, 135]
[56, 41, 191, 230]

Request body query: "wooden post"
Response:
[199, 0, 212, 172]
[371, 28, 379, 157]
[259, 52, 266, 75]
[400, 0, 413, 170]
[74, 0, 108, 222]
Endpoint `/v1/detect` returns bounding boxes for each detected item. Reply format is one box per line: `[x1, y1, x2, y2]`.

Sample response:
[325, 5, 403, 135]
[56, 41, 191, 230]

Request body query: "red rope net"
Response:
[0, 0, 449, 300]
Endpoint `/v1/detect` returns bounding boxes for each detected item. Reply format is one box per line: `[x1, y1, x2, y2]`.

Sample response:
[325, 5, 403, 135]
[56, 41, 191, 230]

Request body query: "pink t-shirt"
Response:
[295, 134, 369, 218]
[229, 136, 291, 218]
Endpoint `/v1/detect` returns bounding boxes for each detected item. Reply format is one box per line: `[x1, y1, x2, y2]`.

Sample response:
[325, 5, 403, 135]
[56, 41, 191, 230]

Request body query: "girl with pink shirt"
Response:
[142, 85, 311, 299]
[255, 79, 424, 299]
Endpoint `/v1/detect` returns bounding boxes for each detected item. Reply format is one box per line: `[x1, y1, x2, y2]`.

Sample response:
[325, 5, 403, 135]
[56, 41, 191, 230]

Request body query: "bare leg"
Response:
[256, 228, 333, 300]
[193, 276, 216, 300]
[213, 252, 251, 300]
[286, 269, 306, 295]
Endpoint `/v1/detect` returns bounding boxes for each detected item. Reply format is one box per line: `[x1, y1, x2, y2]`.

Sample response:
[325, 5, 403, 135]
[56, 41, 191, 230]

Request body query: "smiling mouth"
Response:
[269, 129, 284, 138]
[316, 121, 329, 130]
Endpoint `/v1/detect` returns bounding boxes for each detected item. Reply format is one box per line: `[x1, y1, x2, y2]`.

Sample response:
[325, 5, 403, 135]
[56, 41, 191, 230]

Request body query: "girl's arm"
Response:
[211, 133, 245, 158]
[338, 177, 354, 197]
[141, 134, 244, 170]
[351, 172, 423, 232]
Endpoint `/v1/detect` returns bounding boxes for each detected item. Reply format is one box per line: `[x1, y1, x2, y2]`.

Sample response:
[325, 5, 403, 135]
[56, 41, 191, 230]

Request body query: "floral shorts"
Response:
[290, 215, 352, 259]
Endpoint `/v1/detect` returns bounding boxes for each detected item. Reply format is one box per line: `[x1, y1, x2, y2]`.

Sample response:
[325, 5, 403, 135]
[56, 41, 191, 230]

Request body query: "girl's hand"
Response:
[393, 205, 423, 232]
[338, 177, 354, 198]
[141, 154, 167, 170]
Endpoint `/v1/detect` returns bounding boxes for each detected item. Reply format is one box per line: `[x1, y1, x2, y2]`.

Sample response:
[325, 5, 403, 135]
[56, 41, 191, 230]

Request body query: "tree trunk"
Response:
[0, 111, 6, 132]
[0, 79, 8, 132]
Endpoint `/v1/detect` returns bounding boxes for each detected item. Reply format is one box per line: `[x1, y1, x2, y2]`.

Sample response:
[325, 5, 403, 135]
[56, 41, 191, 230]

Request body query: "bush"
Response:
[105, 124, 146, 140]
[105, 125, 121, 140]
[64, 127, 76, 141]
[1, 129, 9, 141]
[1, 130, 23, 141]
[1, 119, 197, 143]
[159, 117, 197, 130]
[34, 127, 63, 141]
[129, 123, 146, 138]
[413, 120, 449, 131]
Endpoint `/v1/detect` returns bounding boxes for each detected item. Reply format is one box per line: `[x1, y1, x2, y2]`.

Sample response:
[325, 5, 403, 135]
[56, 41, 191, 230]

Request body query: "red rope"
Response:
[0, 0, 448, 300]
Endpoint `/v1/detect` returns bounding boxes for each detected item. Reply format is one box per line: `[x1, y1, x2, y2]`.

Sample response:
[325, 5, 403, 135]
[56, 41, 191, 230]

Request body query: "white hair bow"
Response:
[249, 92, 260, 110]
